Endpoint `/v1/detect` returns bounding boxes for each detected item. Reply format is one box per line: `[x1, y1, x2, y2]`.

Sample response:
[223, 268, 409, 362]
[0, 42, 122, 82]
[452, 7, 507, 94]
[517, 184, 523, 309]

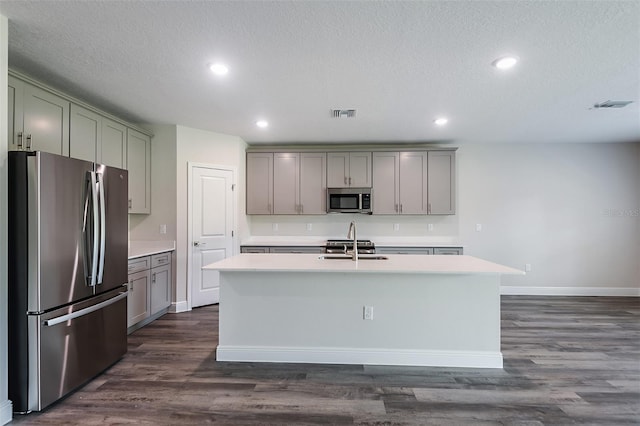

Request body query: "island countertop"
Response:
[205, 253, 524, 275]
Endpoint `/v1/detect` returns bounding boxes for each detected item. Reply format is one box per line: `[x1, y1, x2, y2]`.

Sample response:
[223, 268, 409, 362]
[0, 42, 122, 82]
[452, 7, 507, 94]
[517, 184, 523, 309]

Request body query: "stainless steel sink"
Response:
[318, 255, 388, 260]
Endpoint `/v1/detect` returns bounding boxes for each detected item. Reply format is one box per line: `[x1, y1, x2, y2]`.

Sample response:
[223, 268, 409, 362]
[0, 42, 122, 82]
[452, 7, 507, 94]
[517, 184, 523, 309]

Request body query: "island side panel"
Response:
[217, 271, 502, 368]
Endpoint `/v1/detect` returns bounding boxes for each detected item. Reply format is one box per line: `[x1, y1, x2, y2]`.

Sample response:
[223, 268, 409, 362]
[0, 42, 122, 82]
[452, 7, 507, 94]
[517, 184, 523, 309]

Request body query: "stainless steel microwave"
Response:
[327, 188, 372, 214]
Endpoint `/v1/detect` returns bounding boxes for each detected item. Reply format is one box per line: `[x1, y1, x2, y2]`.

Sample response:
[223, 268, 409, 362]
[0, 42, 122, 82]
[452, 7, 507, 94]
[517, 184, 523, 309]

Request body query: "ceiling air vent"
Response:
[593, 100, 633, 109]
[332, 109, 357, 118]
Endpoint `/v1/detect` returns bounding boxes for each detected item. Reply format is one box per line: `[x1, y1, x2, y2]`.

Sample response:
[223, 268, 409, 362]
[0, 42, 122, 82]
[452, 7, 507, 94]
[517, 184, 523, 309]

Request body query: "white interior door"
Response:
[191, 165, 234, 307]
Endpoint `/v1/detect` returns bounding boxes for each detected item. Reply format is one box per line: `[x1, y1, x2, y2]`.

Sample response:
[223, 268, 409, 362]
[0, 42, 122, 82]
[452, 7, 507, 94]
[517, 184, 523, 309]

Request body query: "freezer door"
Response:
[29, 152, 96, 312]
[95, 163, 128, 295]
[27, 289, 127, 412]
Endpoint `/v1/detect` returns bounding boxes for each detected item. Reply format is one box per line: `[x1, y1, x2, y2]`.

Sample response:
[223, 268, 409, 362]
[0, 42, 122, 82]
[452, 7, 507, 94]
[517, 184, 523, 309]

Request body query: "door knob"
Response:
[194, 241, 207, 247]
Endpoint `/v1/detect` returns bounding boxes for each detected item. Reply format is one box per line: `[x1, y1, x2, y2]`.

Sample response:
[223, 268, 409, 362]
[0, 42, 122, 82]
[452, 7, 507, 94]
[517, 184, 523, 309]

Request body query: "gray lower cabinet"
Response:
[433, 247, 463, 255]
[376, 247, 434, 255]
[376, 246, 463, 255]
[269, 246, 324, 254]
[241, 246, 270, 253]
[241, 245, 324, 254]
[127, 251, 173, 332]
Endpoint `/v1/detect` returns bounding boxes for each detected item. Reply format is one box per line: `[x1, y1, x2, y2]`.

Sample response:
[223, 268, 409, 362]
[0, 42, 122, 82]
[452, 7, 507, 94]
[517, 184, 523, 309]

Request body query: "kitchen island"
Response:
[205, 254, 523, 368]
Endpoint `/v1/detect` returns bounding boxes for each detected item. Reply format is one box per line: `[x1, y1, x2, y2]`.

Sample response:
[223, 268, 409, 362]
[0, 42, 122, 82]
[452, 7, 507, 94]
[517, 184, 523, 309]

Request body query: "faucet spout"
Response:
[347, 221, 358, 261]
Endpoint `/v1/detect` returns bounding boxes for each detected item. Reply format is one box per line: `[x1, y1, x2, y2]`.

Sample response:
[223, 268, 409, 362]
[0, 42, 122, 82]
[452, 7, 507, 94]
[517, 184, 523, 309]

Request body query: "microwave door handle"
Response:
[96, 172, 106, 285]
[358, 193, 362, 210]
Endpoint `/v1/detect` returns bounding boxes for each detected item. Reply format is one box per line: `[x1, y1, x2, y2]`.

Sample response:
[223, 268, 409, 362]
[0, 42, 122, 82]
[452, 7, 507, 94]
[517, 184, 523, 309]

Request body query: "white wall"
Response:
[248, 143, 640, 294]
[175, 126, 247, 309]
[0, 14, 12, 425]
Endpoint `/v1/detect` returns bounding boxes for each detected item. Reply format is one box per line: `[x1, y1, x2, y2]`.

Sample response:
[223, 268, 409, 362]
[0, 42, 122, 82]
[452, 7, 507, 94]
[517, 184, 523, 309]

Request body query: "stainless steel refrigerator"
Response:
[8, 151, 129, 413]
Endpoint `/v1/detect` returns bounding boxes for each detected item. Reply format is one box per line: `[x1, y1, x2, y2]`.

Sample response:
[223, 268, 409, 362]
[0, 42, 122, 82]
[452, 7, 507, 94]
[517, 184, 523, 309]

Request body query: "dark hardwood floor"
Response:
[11, 296, 640, 425]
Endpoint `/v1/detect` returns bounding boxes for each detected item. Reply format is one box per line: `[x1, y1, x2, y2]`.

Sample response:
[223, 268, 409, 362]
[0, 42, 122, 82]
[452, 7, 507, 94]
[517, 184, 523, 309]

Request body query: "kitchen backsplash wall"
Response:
[248, 214, 459, 240]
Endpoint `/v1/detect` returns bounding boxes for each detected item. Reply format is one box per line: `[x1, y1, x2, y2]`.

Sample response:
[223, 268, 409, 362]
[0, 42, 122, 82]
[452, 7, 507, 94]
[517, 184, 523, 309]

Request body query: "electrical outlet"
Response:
[525, 263, 532, 272]
[428, 223, 434, 231]
[363, 306, 374, 320]
[159, 224, 167, 234]
[306, 223, 313, 231]
[394, 223, 400, 231]
[272, 223, 279, 231]
[476, 224, 482, 232]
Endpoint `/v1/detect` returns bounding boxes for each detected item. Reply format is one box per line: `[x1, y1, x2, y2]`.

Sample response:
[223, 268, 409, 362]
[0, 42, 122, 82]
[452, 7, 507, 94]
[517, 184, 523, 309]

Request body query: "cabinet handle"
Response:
[344, 176, 347, 185]
[395, 204, 398, 213]
[17, 132, 23, 149]
[129, 282, 133, 292]
[349, 177, 352, 185]
[428, 203, 431, 214]
[400, 204, 403, 214]
[128, 199, 132, 209]
[300, 204, 303, 214]
[152, 273, 156, 283]
[26, 134, 32, 150]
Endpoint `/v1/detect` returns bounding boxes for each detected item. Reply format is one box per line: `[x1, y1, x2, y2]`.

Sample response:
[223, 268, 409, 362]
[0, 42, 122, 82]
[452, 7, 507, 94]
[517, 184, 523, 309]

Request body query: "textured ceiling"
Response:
[1, 0, 638, 145]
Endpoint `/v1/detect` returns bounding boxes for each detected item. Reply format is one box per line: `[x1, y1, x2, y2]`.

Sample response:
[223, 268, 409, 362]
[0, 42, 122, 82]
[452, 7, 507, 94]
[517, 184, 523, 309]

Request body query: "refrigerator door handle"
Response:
[88, 171, 99, 286]
[96, 172, 106, 284]
[42, 292, 127, 327]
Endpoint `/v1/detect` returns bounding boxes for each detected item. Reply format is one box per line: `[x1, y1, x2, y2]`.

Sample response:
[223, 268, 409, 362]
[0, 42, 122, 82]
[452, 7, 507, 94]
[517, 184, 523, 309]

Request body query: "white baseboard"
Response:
[501, 286, 640, 297]
[216, 346, 503, 369]
[0, 399, 13, 425]
[169, 300, 189, 313]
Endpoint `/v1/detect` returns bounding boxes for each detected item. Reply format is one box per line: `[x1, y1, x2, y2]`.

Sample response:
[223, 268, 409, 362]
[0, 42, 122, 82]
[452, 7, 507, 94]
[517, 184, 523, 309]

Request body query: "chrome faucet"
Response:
[347, 221, 358, 261]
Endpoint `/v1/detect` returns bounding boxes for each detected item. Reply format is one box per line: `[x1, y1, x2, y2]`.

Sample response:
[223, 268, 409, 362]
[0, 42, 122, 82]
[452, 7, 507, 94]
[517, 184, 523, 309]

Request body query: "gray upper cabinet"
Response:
[327, 152, 372, 188]
[427, 151, 456, 215]
[263, 152, 327, 215]
[70, 104, 101, 163]
[246, 153, 274, 214]
[100, 118, 127, 169]
[8, 76, 69, 155]
[70, 105, 127, 169]
[273, 153, 299, 214]
[127, 128, 151, 214]
[399, 152, 428, 214]
[373, 152, 427, 214]
[299, 152, 327, 214]
[372, 152, 399, 214]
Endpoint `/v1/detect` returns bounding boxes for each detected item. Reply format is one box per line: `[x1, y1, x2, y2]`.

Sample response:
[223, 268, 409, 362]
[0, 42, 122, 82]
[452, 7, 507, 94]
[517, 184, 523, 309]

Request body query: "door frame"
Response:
[187, 162, 237, 310]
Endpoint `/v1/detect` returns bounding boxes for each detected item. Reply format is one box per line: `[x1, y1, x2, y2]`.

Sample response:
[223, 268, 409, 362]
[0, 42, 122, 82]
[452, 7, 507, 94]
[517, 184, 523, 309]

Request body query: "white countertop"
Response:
[205, 253, 523, 275]
[241, 236, 464, 247]
[128, 240, 176, 259]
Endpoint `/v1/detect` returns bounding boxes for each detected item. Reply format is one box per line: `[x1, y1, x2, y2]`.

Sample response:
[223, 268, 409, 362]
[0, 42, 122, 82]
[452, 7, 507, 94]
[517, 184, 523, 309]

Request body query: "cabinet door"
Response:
[349, 152, 372, 187]
[376, 247, 433, 255]
[150, 263, 171, 314]
[22, 84, 70, 155]
[101, 118, 127, 168]
[399, 152, 427, 214]
[433, 247, 462, 255]
[246, 153, 273, 214]
[127, 128, 151, 214]
[273, 153, 300, 214]
[127, 270, 150, 328]
[372, 152, 399, 214]
[69, 104, 100, 163]
[299, 152, 326, 214]
[8, 78, 22, 151]
[427, 151, 456, 214]
[327, 152, 349, 187]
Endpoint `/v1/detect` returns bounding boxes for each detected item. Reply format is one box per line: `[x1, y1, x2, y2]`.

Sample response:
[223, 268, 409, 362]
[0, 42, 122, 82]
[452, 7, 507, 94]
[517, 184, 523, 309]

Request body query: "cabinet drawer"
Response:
[127, 256, 150, 274]
[151, 252, 171, 268]
[376, 247, 433, 255]
[433, 247, 463, 255]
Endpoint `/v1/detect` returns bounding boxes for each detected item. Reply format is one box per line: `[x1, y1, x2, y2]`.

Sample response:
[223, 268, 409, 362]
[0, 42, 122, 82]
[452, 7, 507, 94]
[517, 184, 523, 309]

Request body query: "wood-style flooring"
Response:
[11, 296, 640, 425]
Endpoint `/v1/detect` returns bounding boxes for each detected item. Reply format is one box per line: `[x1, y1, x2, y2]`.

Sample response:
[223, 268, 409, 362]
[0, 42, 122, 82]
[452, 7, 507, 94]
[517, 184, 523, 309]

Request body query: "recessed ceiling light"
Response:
[209, 63, 229, 75]
[492, 56, 518, 70]
[434, 117, 448, 126]
[256, 120, 269, 128]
